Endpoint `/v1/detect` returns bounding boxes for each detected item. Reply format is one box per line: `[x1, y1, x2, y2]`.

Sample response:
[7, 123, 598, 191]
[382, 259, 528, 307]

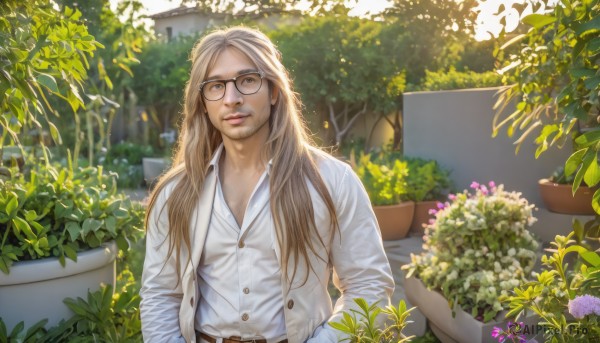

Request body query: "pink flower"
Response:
[489, 181, 496, 188]
[568, 294, 600, 319]
[428, 208, 438, 215]
[437, 202, 445, 209]
[470, 181, 480, 189]
[448, 194, 456, 200]
[480, 185, 489, 195]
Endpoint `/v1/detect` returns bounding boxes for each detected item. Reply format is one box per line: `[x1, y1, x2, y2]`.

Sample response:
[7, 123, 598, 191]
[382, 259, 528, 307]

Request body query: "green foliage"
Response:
[0, 280, 143, 342]
[404, 157, 453, 202]
[403, 182, 539, 323]
[418, 67, 503, 92]
[504, 232, 600, 342]
[329, 298, 415, 343]
[271, 15, 404, 145]
[493, 0, 600, 212]
[0, 0, 102, 146]
[351, 152, 409, 206]
[0, 162, 145, 274]
[130, 36, 195, 134]
[381, 0, 479, 85]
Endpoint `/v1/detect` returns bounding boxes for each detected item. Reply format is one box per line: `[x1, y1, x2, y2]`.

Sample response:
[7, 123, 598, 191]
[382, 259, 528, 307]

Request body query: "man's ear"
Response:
[270, 85, 279, 106]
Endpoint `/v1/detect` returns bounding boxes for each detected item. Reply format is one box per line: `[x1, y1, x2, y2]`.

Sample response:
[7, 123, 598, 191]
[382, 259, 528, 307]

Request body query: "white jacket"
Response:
[140, 151, 394, 343]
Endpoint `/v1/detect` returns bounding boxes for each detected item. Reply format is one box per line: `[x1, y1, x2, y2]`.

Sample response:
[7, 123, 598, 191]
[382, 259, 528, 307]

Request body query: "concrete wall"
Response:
[403, 87, 589, 242]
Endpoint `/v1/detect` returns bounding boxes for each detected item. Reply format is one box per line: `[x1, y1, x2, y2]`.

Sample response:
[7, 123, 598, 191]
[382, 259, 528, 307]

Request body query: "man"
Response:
[140, 26, 394, 343]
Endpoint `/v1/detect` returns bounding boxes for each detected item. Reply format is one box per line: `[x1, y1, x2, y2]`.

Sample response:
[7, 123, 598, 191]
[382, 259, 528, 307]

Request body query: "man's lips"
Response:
[223, 112, 249, 124]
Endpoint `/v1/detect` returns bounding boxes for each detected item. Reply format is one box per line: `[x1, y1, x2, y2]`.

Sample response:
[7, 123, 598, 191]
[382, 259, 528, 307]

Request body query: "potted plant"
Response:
[538, 166, 595, 215]
[405, 157, 453, 235]
[503, 232, 600, 342]
[403, 181, 540, 342]
[329, 298, 415, 342]
[0, 161, 144, 329]
[351, 152, 414, 240]
[493, 0, 600, 214]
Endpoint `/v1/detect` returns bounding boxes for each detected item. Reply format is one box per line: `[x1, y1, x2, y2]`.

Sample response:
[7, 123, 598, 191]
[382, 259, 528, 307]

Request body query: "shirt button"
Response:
[287, 299, 294, 309]
[243, 287, 250, 294]
[242, 313, 249, 321]
[238, 240, 245, 248]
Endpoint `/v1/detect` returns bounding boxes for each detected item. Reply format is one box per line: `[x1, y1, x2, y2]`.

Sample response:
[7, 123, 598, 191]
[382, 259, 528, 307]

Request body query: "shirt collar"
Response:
[208, 143, 273, 175]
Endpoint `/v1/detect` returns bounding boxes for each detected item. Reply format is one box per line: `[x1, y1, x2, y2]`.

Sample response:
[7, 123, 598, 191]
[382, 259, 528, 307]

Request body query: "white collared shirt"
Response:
[195, 144, 287, 342]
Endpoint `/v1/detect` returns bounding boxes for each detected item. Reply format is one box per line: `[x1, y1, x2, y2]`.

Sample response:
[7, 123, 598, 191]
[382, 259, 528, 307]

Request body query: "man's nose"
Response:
[222, 80, 242, 106]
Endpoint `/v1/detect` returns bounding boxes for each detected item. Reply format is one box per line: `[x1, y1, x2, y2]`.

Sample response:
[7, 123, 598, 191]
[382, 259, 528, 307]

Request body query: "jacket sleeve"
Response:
[140, 185, 187, 343]
[307, 163, 395, 342]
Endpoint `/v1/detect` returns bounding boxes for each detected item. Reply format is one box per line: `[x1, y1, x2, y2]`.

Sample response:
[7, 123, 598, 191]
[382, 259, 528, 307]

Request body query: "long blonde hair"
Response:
[145, 26, 339, 286]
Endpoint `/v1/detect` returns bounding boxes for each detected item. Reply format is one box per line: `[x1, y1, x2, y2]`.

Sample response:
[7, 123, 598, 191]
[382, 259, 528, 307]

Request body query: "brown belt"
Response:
[196, 331, 288, 343]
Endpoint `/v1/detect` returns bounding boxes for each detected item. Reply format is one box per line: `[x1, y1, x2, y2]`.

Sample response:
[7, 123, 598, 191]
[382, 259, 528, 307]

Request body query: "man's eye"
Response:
[208, 82, 224, 91]
[240, 75, 258, 84]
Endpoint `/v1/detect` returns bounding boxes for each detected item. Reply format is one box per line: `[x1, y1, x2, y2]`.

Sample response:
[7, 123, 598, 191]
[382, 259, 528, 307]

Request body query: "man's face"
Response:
[203, 47, 277, 143]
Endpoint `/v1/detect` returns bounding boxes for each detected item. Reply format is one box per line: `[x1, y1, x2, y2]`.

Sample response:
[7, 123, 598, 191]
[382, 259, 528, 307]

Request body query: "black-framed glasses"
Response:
[199, 71, 265, 101]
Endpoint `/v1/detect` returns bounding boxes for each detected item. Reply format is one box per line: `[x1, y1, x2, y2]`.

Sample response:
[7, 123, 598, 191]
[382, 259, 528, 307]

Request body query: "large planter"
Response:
[0, 241, 117, 329]
[404, 277, 539, 343]
[142, 157, 169, 186]
[410, 200, 438, 235]
[538, 178, 595, 215]
[374, 201, 415, 241]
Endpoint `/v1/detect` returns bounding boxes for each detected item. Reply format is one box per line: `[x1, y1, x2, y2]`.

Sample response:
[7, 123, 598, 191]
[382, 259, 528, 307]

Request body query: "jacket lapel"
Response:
[190, 170, 218, 270]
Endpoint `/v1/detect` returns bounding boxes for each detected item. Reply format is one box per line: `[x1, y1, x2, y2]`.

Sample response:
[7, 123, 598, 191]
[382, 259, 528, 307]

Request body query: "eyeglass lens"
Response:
[202, 73, 263, 101]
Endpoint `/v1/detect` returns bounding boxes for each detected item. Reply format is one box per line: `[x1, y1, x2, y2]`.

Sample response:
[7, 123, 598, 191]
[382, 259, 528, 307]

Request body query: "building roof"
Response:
[149, 6, 227, 20]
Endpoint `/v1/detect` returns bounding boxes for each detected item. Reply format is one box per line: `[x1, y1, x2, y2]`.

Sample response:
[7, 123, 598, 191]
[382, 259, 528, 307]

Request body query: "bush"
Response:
[404, 182, 539, 322]
[419, 67, 503, 91]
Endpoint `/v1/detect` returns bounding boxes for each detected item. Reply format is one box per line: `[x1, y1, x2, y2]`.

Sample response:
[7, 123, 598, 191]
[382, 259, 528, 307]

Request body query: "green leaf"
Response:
[36, 73, 59, 93]
[565, 149, 586, 176]
[116, 234, 129, 251]
[48, 122, 62, 145]
[574, 16, 600, 36]
[66, 221, 81, 241]
[574, 130, 600, 147]
[13, 217, 36, 240]
[583, 76, 600, 91]
[593, 189, 600, 215]
[522, 14, 557, 29]
[5, 195, 17, 217]
[584, 153, 600, 187]
[64, 244, 78, 261]
[82, 218, 103, 234]
[581, 251, 600, 267]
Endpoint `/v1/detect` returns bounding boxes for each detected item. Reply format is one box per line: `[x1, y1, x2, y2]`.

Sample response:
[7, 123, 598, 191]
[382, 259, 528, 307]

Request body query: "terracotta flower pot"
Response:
[538, 178, 595, 215]
[410, 200, 439, 235]
[373, 201, 415, 241]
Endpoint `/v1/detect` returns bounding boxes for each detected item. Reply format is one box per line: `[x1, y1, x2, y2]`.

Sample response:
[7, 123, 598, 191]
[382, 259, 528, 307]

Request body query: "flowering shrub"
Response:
[404, 181, 539, 322]
[505, 232, 600, 342]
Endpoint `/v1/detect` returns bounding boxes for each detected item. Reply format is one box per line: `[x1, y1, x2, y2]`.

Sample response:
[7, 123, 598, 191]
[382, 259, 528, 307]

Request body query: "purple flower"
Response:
[436, 202, 445, 209]
[428, 208, 438, 215]
[491, 326, 502, 338]
[568, 294, 600, 319]
[470, 181, 480, 189]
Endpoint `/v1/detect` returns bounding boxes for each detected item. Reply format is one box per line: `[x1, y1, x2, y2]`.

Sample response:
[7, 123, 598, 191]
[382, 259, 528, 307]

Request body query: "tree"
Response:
[271, 14, 404, 147]
[130, 35, 196, 136]
[381, 0, 479, 85]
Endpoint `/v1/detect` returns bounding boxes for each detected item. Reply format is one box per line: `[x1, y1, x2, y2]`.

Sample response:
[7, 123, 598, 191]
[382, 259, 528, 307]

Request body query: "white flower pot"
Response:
[142, 157, 169, 185]
[404, 277, 539, 343]
[0, 241, 117, 329]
